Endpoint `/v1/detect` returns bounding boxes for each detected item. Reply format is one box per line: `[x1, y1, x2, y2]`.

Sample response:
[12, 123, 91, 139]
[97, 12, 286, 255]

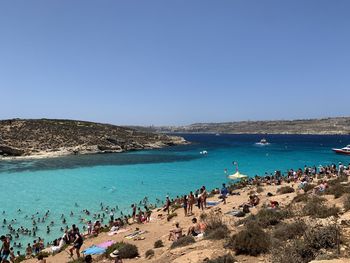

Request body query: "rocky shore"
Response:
[0, 119, 187, 158]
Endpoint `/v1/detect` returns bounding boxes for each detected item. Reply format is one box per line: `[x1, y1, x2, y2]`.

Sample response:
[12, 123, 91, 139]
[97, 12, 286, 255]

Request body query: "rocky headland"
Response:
[0, 119, 187, 158]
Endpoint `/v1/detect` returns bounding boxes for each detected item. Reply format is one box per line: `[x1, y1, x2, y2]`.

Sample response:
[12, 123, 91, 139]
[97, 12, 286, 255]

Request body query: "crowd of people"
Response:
[1, 162, 349, 262]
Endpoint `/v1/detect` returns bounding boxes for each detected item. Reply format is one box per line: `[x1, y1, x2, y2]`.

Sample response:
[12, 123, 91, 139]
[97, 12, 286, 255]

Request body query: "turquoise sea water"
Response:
[1, 134, 350, 250]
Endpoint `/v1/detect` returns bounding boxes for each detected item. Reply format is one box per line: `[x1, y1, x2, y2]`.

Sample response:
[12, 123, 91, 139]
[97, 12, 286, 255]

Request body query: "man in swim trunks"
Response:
[69, 228, 83, 259]
[0, 235, 10, 263]
[168, 222, 183, 241]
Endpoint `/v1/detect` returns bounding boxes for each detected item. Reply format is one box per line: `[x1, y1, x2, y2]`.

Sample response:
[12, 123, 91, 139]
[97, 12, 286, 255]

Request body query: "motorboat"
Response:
[332, 145, 350, 155]
[255, 138, 270, 145]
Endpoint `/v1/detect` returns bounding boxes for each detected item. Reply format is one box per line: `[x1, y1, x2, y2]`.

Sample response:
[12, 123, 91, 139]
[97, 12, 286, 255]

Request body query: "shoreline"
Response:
[0, 140, 189, 161]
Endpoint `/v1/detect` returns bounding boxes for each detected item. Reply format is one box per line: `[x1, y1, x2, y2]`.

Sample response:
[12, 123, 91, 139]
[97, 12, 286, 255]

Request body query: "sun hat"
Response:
[110, 249, 119, 258]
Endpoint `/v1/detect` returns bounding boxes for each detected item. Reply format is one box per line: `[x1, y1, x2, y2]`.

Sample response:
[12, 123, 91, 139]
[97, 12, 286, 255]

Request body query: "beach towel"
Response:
[108, 227, 131, 236]
[206, 201, 221, 207]
[225, 210, 245, 217]
[96, 240, 115, 249]
[82, 245, 106, 255]
[125, 230, 146, 239]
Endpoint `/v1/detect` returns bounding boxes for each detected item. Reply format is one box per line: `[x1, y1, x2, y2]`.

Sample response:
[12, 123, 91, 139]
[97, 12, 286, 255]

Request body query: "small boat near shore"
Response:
[255, 138, 270, 146]
[332, 145, 350, 155]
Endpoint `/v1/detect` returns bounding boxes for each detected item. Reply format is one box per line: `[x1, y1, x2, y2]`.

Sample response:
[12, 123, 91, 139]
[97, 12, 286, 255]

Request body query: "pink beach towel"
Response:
[96, 240, 115, 249]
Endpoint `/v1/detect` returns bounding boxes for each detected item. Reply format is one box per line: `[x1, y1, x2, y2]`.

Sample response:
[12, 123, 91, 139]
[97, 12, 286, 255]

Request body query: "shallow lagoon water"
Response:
[1, 134, 350, 250]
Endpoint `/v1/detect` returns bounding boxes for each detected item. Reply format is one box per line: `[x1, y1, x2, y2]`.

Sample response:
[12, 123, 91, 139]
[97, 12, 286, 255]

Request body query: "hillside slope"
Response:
[0, 119, 186, 157]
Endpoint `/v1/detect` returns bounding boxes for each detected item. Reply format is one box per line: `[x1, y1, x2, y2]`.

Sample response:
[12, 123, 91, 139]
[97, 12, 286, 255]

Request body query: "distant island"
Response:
[132, 117, 350, 135]
[0, 119, 187, 158]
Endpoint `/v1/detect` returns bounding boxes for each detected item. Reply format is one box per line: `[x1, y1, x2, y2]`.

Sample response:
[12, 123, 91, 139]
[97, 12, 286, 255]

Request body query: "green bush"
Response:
[145, 249, 155, 259]
[207, 253, 236, 263]
[230, 222, 270, 256]
[273, 220, 307, 241]
[277, 186, 295, 194]
[170, 236, 195, 249]
[154, 239, 164, 248]
[105, 242, 139, 259]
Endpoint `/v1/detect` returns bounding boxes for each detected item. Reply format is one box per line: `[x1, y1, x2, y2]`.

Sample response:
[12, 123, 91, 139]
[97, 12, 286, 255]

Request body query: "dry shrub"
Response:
[203, 212, 229, 240]
[343, 195, 350, 211]
[325, 183, 350, 199]
[207, 253, 236, 263]
[154, 239, 164, 248]
[170, 236, 195, 249]
[105, 242, 139, 259]
[256, 186, 264, 193]
[254, 208, 287, 227]
[167, 212, 177, 221]
[303, 197, 340, 218]
[303, 183, 316, 193]
[230, 221, 270, 256]
[293, 193, 309, 203]
[277, 186, 295, 194]
[304, 225, 339, 250]
[145, 249, 155, 259]
[271, 224, 340, 263]
[273, 219, 307, 241]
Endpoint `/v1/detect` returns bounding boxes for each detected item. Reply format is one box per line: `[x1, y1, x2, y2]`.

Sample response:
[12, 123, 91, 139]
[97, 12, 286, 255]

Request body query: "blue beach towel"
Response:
[206, 201, 221, 206]
[82, 245, 106, 255]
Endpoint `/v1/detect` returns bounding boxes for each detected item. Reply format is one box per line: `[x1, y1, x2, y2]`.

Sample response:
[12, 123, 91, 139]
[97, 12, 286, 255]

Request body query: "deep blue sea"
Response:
[1, 134, 350, 249]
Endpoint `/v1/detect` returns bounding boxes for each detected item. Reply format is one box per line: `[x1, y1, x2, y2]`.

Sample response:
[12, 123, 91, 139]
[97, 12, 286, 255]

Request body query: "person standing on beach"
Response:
[164, 196, 171, 215]
[0, 235, 10, 263]
[188, 191, 195, 216]
[69, 227, 83, 259]
[131, 204, 137, 222]
[220, 184, 229, 204]
[183, 195, 188, 217]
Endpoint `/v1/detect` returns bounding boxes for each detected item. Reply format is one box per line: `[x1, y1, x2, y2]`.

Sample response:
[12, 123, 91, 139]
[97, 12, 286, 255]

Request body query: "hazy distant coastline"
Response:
[131, 117, 350, 135]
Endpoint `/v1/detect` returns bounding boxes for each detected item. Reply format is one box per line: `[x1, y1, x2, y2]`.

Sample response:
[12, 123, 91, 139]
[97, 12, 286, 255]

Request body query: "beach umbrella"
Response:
[228, 171, 248, 180]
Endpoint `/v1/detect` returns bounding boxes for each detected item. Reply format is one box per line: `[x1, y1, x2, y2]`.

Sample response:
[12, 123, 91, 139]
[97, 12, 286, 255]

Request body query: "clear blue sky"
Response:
[1, 1, 349, 125]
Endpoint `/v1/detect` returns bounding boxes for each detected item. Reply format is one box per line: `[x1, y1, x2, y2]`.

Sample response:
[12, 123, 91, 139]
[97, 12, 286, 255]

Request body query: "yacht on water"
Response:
[255, 138, 270, 146]
[332, 145, 350, 155]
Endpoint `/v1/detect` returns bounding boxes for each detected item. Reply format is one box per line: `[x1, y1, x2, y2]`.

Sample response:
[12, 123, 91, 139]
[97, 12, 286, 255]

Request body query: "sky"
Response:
[0, 1, 349, 126]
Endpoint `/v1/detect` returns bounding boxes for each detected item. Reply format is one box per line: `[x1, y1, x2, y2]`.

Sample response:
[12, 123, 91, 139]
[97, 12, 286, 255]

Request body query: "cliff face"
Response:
[0, 119, 187, 157]
[135, 117, 350, 135]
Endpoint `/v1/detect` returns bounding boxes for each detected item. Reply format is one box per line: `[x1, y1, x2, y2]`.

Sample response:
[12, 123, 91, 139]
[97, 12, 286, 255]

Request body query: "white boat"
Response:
[255, 138, 270, 145]
[332, 145, 350, 155]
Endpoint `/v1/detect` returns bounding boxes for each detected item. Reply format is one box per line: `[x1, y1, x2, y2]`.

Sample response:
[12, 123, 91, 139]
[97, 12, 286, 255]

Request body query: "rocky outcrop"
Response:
[0, 144, 25, 156]
[0, 119, 187, 157]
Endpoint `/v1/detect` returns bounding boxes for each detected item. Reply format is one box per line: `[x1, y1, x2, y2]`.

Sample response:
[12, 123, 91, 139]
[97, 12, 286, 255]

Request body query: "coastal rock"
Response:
[0, 119, 187, 158]
[0, 144, 25, 156]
